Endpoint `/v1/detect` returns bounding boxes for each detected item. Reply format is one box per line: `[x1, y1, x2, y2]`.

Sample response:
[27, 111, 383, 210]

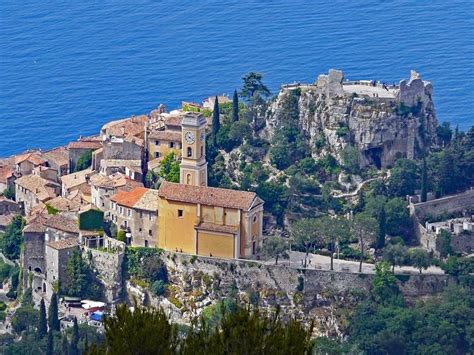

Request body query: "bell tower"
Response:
[180, 112, 208, 186]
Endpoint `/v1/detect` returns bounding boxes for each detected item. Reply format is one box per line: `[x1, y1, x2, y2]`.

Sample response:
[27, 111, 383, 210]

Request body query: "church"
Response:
[156, 112, 264, 259]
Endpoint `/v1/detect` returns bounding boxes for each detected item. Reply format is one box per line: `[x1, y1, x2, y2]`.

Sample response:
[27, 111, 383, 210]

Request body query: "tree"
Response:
[0, 215, 25, 259]
[212, 96, 220, 144]
[48, 292, 60, 332]
[371, 261, 402, 306]
[420, 157, 428, 202]
[38, 299, 47, 339]
[384, 197, 411, 240]
[291, 218, 322, 267]
[341, 145, 360, 174]
[436, 121, 452, 145]
[352, 213, 378, 273]
[70, 317, 79, 355]
[62, 335, 69, 355]
[11, 305, 38, 333]
[75, 149, 93, 172]
[157, 152, 180, 183]
[232, 89, 239, 121]
[376, 206, 386, 249]
[63, 249, 101, 299]
[46, 330, 54, 355]
[315, 216, 350, 271]
[3, 186, 15, 200]
[437, 229, 453, 259]
[409, 248, 431, 274]
[262, 236, 289, 265]
[383, 243, 407, 273]
[240, 72, 271, 101]
[387, 159, 419, 197]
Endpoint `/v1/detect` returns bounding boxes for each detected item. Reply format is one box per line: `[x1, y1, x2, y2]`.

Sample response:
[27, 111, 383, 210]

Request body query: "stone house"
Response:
[67, 138, 102, 173]
[15, 173, 61, 215]
[14, 152, 47, 176]
[45, 196, 82, 213]
[0, 196, 21, 231]
[0, 165, 16, 193]
[45, 239, 79, 300]
[202, 95, 231, 110]
[157, 182, 264, 259]
[109, 187, 159, 247]
[99, 159, 142, 177]
[90, 172, 143, 212]
[23, 222, 47, 293]
[44, 213, 80, 242]
[61, 168, 95, 197]
[147, 130, 182, 161]
[42, 147, 69, 176]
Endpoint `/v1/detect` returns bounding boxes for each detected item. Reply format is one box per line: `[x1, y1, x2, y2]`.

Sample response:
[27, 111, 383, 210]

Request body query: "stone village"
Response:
[0, 70, 472, 330]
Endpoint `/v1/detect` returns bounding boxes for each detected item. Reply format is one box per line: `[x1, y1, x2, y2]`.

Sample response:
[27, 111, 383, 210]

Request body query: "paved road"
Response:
[265, 251, 444, 275]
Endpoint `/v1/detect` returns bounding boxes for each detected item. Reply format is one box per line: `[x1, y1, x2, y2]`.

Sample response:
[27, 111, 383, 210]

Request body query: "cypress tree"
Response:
[232, 90, 239, 122]
[46, 330, 54, 355]
[62, 334, 69, 355]
[70, 317, 80, 355]
[421, 157, 428, 202]
[377, 207, 386, 249]
[212, 96, 220, 145]
[38, 298, 47, 338]
[48, 292, 60, 331]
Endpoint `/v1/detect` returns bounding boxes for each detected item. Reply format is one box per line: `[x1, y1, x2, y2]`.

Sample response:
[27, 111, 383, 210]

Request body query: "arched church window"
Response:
[187, 147, 192, 157]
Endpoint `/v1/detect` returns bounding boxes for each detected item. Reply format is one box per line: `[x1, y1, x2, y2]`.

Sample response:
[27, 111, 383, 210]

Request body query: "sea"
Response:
[1, 0, 473, 157]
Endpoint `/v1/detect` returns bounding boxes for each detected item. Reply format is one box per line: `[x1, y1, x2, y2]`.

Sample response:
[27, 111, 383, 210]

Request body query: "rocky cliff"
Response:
[264, 70, 438, 168]
[126, 252, 452, 338]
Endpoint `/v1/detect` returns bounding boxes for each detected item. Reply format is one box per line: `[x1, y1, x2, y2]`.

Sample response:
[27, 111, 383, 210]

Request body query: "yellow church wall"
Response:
[197, 231, 234, 259]
[225, 209, 240, 226]
[158, 199, 197, 254]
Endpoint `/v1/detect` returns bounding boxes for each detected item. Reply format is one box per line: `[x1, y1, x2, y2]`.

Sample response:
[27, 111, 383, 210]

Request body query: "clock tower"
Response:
[180, 112, 208, 186]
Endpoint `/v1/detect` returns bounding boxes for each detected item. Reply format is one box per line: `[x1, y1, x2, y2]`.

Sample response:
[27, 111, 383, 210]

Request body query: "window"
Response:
[149, 213, 152, 221]
[124, 220, 128, 228]
[187, 147, 192, 157]
[148, 229, 152, 236]
[200, 146, 203, 157]
[154, 152, 161, 158]
[178, 209, 183, 218]
[140, 211, 143, 218]
[128, 209, 131, 217]
[169, 142, 175, 148]
[155, 140, 160, 146]
[139, 228, 142, 232]
[186, 174, 192, 185]
[253, 215, 257, 223]
[145, 240, 149, 247]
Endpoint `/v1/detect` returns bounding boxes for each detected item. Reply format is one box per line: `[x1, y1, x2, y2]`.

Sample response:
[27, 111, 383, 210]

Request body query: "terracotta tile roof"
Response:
[111, 187, 149, 209]
[15, 152, 46, 166]
[90, 173, 143, 190]
[124, 135, 145, 147]
[100, 160, 141, 170]
[42, 147, 69, 167]
[15, 174, 59, 201]
[149, 130, 182, 142]
[68, 140, 102, 150]
[164, 115, 183, 128]
[0, 195, 16, 204]
[61, 169, 94, 190]
[0, 165, 15, 183]
[133, 189, 159, 211]
[44, 214, 80, 234]
[80, 229, 101, 237]
[104, 115, 148, 138]
[23, 222, 46, 233]
[158, 182, 260, 211]
[46, 196, 81, 212]
[0, 214, 14, 227]
[147, 158, 161, 171]
[47, 238, 79, 250]
[195, 222, 239, 234]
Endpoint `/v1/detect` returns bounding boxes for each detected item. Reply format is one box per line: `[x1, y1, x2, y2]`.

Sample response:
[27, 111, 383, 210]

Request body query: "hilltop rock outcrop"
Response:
[264, 70, 438, 168]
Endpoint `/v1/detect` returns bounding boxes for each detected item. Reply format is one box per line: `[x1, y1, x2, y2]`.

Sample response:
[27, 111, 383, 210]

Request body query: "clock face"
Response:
[185, 131, 195, 144]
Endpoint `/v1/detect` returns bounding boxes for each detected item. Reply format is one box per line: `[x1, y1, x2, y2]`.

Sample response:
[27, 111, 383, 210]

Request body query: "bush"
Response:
[11, 305, 38, 333]
[116, 230, 127, 243]
[0, 301, 6, 311]
[150, 280, 167, 297]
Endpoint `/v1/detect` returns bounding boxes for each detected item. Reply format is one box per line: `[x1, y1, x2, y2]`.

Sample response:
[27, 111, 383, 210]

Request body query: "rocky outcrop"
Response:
[264, 70, 438, 168]
[126, 252, 453, 338]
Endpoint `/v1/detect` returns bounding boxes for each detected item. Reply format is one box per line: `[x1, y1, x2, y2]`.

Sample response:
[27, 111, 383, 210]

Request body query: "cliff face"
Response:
[126, 252, 452, 338]
[264, 70, 438, 168]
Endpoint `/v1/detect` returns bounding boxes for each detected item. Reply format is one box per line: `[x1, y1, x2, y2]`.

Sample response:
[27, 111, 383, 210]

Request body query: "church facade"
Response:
[157, 112, 264, 259]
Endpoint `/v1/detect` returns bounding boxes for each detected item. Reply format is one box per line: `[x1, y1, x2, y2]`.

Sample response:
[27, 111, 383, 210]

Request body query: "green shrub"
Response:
[0, 301, 6, 311]
[190, 255, 198, 264]
[150, 280, 167, 297]
[116, 230, 127, 243]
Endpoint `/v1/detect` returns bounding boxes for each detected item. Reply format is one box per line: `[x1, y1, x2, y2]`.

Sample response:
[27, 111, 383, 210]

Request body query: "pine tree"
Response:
[70, 317, 80, 355]
[46, 330, 54, 355]
[38, 298, 47, 338]
[421, 157, 428, 202]
[48, 292, 60, 331]
[232, 90, 239, 122]
[377, 207, 386, 249]
[211, 96, 220, 145]
[62, 334, 69, 355]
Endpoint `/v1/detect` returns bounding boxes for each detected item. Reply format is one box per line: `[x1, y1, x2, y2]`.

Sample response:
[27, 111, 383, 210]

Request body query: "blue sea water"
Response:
[0, 0, 473, 157]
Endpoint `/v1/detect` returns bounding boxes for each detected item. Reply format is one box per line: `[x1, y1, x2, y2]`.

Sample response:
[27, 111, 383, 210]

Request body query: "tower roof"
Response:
[181, 112, 207, 128]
